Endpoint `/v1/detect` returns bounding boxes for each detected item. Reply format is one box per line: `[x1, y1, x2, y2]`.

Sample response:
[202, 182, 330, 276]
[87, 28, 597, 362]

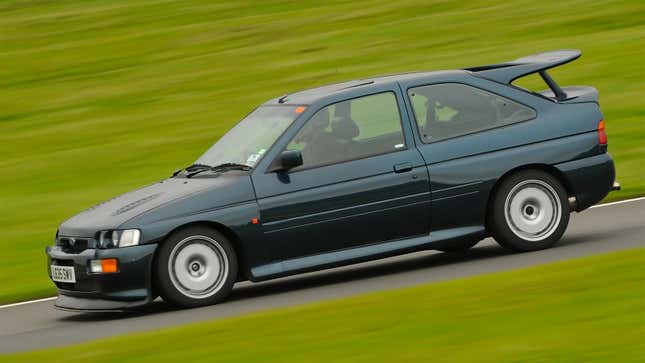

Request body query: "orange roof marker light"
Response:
[294, 106, 307, 114]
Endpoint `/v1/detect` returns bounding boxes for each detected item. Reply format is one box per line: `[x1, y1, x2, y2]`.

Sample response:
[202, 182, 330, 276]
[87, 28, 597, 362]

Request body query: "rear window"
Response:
[408, 83, 536, 143]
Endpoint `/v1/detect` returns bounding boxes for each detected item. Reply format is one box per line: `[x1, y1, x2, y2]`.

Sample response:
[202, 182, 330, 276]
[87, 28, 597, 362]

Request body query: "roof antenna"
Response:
[278, 94, 288, 103]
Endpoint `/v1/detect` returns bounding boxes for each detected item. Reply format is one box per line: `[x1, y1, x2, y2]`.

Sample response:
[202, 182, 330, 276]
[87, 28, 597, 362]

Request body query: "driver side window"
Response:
[287, 92, 406, 169]
[408, 83, 536, 143]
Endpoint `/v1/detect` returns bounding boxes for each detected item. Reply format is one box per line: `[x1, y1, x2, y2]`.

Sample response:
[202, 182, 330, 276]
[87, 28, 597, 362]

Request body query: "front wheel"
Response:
[155, 226, 238, 308]
[489, 170, 570, 252]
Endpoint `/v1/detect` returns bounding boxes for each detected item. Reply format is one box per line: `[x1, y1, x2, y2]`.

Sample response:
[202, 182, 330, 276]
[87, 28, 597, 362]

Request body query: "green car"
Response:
[46, 50, 618, 311]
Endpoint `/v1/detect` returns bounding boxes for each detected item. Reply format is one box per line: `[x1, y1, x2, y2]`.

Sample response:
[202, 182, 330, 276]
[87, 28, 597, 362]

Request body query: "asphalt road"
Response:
[1, 198, 644, 354]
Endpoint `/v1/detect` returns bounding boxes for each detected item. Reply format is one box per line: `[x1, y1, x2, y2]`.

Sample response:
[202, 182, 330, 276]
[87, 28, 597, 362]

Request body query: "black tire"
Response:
[436, 238, 480, 253]
[155, 226, 238, 308]
[489, 170, 570, 252]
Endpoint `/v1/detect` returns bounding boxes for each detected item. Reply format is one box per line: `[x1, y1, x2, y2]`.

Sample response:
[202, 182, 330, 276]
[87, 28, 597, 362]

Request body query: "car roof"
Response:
[263, 50, 583, 106]
[263, 70, 468, 105]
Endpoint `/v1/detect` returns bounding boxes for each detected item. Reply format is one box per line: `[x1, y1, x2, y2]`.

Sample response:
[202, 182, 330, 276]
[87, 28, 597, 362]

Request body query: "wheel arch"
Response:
[485, 163, 573, 230]
[154, 220, 249, 281]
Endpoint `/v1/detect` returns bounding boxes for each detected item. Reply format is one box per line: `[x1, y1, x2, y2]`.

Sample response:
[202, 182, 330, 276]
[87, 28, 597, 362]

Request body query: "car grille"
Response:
[57, 236, 94, 253]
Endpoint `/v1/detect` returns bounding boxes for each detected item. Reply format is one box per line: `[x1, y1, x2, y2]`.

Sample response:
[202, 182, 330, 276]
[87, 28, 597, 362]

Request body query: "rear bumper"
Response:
[555, 153, 616, 211]
[45, 243, 157, 311]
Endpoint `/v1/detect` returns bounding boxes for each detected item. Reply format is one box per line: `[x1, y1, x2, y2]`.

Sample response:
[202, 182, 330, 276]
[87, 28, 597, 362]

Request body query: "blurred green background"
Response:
[1, 0, 643, 304]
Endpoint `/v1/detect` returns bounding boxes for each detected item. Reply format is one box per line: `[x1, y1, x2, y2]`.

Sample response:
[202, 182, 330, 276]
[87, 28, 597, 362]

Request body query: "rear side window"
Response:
[286, 92, 406, 169]
[408, 83, 536, 143]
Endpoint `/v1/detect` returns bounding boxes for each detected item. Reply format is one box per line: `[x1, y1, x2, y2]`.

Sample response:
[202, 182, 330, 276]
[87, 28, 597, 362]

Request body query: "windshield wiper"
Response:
[210, 162, 252, 171]
[172, 163, 212, 177]
[184, 162, 252, 178]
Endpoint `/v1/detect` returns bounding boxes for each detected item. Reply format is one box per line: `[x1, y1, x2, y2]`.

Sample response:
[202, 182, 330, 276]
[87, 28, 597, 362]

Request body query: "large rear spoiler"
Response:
[465, 50, 581, 101]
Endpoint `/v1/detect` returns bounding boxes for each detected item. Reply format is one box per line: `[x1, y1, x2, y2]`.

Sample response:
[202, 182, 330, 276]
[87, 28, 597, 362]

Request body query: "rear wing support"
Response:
[538, 70, 567, 100]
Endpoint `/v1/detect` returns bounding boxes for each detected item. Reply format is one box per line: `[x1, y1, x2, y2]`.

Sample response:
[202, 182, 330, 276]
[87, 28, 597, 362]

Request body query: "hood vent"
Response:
[112, 193, 164, 216]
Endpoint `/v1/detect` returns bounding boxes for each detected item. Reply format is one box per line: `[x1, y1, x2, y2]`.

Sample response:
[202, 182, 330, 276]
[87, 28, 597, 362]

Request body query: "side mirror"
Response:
[278, 150, 303, 171]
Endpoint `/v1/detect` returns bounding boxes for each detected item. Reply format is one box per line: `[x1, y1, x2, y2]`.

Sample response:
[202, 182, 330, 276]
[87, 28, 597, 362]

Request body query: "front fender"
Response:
[121, 199, 265, 280]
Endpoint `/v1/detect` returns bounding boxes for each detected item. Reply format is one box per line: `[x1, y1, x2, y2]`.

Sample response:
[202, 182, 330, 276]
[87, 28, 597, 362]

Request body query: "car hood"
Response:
[58, 173, 255, 237]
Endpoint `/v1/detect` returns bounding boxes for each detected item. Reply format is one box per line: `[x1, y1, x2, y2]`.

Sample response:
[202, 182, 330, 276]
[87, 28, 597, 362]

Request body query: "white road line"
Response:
[0, 197, 643, 311]
[591, 196, 645, 209]
[0, 296, 56, 310]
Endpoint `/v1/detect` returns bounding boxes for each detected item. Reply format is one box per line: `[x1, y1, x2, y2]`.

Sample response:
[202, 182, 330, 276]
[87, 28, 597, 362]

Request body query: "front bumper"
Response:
[46, 243, 157, 311]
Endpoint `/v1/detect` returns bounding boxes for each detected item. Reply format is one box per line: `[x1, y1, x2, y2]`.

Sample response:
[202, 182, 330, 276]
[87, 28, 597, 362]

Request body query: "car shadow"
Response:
[228, 243, 511, 301]
[60, 229, 617, 322]
[61, 242, 513, 321]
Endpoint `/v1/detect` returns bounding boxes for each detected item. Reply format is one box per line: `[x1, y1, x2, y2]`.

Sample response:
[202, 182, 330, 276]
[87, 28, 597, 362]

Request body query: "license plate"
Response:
[51, 265, 76, 283]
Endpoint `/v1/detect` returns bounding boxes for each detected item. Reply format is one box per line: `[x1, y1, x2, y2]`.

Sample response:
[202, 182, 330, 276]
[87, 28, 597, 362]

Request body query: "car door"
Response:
[251, 88, 430, 263]
[400, 75, 541, 232]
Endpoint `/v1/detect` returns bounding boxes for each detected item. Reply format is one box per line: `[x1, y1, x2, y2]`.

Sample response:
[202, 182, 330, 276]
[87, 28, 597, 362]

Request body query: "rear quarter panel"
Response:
[398, 72, 604, 231]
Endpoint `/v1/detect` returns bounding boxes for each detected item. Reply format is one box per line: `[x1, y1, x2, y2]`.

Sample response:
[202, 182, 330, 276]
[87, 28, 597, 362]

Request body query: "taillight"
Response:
[598, 120, 607, 145]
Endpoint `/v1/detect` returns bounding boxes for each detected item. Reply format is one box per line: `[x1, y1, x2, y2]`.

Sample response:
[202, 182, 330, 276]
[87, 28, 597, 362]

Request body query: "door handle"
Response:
[393, 162, 413, 173]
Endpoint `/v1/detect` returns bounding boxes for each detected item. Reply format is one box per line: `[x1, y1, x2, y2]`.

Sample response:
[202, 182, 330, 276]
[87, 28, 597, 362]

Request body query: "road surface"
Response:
[1, 198, 644, 354]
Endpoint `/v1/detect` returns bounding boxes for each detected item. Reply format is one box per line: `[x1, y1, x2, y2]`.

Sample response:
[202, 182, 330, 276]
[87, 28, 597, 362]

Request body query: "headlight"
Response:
[98, 229, 141, 248]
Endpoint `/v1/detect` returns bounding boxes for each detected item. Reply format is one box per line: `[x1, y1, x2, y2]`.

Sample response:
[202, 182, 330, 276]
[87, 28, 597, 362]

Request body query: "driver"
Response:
[299, 108, 343, 166]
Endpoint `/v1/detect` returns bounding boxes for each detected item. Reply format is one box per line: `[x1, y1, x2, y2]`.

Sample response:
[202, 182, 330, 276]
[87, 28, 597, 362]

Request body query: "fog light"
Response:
[90, 259, 118, 273]
[89, 260, 102, 273]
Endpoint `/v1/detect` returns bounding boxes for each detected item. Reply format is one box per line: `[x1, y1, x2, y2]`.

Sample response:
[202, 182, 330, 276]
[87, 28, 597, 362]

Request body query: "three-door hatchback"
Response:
[47, 50, 618, 311]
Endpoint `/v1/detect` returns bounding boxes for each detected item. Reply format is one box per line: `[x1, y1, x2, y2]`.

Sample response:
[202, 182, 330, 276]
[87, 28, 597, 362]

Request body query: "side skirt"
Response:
[250, 226, 486, 281]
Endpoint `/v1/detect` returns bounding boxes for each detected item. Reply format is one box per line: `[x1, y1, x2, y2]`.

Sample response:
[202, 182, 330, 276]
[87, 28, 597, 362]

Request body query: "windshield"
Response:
[195, 105, 303, 168]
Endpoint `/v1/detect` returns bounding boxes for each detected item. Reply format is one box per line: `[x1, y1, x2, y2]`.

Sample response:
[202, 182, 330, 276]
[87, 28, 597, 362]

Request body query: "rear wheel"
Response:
[155, 226, 237, 308]
[489, 170, 570, 252]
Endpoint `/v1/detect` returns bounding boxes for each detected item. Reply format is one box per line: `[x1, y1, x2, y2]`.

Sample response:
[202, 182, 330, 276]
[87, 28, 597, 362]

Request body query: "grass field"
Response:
[4, 248, 644, 362]
[1, 0, 644, 304]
